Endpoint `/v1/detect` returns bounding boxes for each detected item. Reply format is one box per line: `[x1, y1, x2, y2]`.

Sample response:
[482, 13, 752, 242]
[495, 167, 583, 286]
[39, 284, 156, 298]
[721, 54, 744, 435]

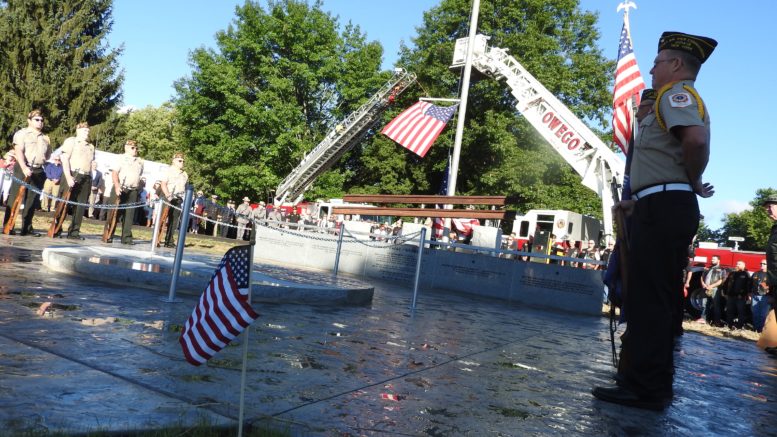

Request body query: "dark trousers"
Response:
[164, 197, 182, 246]
[725, 297, 747, 329]
[3, 163, 46, 233]
[107, 188, 138, 243]
[711, 289, 725, 324]
[57, 173, 91, 236]
[617, 191, 699, 398]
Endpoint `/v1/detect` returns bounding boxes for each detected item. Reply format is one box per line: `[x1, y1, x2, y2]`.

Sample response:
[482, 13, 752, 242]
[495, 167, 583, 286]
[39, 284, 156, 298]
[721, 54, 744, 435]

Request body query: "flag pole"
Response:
[446, 0, 480, 196]
[237, 229, 256, 436]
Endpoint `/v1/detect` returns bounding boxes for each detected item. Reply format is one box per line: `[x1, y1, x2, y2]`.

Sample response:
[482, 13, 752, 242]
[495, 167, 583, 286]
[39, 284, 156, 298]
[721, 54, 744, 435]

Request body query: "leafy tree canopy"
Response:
[173, 0, 385, 202]
[717, 188, 777, 251]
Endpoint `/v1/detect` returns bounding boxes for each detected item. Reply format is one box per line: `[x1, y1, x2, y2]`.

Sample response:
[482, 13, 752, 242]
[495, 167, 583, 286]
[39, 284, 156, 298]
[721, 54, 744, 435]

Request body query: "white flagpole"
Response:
[446, 0, 480, 196]
[237, 232, 256, 436]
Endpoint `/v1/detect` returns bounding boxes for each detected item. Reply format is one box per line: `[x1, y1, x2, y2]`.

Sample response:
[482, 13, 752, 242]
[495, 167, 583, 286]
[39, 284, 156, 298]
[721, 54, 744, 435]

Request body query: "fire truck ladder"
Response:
[462, 35, 625, 239]
[274, 68, 417, 205]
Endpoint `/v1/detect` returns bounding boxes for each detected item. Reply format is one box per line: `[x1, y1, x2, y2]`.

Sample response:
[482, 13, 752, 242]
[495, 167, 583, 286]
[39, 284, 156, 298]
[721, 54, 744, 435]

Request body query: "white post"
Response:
[446, 0, 480, 196]
[150, 198, 163, 254]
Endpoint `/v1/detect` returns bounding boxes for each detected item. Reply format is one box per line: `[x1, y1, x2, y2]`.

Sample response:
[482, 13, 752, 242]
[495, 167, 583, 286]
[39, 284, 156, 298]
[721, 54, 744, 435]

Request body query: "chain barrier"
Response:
[3, 170, 148, 210]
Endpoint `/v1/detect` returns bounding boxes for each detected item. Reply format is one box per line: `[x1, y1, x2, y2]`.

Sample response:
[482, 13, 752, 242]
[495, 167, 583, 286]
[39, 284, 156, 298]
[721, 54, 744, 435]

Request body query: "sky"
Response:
[107, 0, 776, 230]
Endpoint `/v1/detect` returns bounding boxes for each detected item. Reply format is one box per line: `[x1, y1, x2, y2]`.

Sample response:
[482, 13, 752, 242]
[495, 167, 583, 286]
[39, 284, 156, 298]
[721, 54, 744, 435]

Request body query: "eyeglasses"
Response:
[761, 263, 767, 265]
[32, 118, 44, 122]
[175, 158, 184, 162]
[128, 146, 137, 149]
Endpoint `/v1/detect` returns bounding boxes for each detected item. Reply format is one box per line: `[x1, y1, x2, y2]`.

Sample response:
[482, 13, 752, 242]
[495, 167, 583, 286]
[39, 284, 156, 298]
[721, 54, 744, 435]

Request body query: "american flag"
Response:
[452, 218, 480, 237]
[612, 22, 645, 154]
[179, 245, 259, 366]
[382, 101, 458, 158]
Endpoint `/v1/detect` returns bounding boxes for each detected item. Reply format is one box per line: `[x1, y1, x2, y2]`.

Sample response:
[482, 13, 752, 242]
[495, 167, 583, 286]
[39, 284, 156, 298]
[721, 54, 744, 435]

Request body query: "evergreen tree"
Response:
[0, 0, 123, 146]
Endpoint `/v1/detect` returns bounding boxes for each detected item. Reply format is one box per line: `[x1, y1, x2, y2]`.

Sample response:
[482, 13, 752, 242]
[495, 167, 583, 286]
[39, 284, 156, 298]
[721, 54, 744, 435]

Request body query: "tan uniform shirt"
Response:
[111, 155, 144, 189]
[630, 80, 710, 192]
[236, 203, 252, 223]
[60, 137, 95, 174]
[162, 167, 188, 198]
[13, 127, 50, 167]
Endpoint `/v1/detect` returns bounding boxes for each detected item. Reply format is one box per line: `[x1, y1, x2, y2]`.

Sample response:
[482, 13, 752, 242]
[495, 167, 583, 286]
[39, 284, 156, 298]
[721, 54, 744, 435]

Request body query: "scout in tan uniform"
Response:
[594, 32, 717, 411]
[2, 109, 51, 236]
[53, 122, 95, 239]
[235, 197, 253, 240]
[104, 140, 144, 245]
[160, 152, 189, 247]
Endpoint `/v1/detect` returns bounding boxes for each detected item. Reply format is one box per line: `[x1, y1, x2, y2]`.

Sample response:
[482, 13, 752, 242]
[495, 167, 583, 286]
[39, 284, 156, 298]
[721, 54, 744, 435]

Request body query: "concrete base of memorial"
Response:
[41, 245, 374, 305]
[255, 226, 605, 316]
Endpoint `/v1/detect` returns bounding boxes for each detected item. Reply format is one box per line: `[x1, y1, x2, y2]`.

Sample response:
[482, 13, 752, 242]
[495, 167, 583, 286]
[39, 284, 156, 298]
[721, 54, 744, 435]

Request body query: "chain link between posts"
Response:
[2, 168, 424, 249]
[3, 170, 148, 210]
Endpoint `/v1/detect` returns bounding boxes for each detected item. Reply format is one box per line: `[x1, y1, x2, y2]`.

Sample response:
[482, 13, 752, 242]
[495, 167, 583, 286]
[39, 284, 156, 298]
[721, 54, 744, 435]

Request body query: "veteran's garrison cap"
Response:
[761, 194, 777, 206]
[641, 88, 657, 102]
[658, 32, 717, 63]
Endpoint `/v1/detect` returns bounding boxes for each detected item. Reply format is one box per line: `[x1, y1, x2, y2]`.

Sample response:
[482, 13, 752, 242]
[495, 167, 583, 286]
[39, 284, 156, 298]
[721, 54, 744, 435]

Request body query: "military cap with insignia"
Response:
[658, 31, 718, 63]
[761, 194, 777, 206]
[641, 88, 657, 102]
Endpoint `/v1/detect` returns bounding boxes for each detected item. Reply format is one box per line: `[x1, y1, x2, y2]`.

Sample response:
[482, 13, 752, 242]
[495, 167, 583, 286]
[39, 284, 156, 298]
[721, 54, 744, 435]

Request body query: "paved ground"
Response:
[1, 233, 776, 436]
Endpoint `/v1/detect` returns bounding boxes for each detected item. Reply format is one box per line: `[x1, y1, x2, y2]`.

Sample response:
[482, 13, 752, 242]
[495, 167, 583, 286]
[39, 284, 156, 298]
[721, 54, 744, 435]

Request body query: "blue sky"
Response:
[108, 0, 775, 230]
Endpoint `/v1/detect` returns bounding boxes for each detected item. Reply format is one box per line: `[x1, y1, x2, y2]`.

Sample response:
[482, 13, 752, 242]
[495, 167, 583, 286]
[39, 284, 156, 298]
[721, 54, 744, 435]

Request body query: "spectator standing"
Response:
[724, 261, 750, 330]
[2, 109, 51, 236]
[751, 259, 770, 332]
[41, 155, 62, 212]
[146, 181, 161, 227]
[205, 195, 219, 236]
[580, 239, 601, 269]
[87, 160, 103, 218]
[221, 200, 235, 238]
[0, 151, 16, 206]
[702, 255, 726, 325]
[190, 190, 205, 233]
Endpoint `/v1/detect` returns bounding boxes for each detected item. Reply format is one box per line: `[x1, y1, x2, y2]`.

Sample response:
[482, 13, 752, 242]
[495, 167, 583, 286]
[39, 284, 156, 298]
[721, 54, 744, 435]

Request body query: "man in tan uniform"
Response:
[593, 32, 717, 411]
[2, 109, 51, 236]
[53, 122, 95, 239]
[235, 196, 253, 241]
[104, 140, 144, 245]
[160, 152, 189, 247]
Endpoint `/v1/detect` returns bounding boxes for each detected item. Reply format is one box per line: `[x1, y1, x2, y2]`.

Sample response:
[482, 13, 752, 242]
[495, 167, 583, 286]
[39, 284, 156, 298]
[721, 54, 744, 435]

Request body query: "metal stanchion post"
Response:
[333, 222, 345, 276]
[150, 198, 163, 254]
[410, 227, 426, 311]
[162, 185, 193, 303]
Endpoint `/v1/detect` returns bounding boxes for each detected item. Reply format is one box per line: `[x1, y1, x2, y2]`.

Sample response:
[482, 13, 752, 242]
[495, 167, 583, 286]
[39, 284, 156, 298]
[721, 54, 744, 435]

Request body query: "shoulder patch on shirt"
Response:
[669, 92, 692, 107]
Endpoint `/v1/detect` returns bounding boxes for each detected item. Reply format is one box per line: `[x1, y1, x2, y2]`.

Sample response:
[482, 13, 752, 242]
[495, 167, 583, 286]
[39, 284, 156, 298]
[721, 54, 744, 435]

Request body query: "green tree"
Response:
[0, 0, 123, 146]
[354, 0, 613, 218]
[122, 103, 181, 164]
[719, 188, 777, 251]
[173, 0, 384, 201]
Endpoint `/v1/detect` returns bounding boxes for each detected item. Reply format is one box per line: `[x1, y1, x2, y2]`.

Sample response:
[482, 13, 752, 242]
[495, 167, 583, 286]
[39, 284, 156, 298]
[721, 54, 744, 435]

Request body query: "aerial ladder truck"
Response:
[274, 69, 416, 206]
[453, 35, 625, 240]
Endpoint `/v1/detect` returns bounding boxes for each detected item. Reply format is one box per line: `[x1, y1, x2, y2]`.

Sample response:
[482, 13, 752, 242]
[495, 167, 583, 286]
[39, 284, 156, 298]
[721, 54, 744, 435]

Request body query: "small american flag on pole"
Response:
[612, 21, 645, 154]
[179, 245, 258, 366]
[381, 101, 458, 158]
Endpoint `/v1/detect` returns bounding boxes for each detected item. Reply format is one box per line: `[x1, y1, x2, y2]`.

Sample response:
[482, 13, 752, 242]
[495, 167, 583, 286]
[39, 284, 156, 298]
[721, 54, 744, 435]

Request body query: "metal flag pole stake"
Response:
[334, 222, 345, 276]
[411, 227, 427, 311]
[162, 185, 193, 303]
[238, 227, 257, 437]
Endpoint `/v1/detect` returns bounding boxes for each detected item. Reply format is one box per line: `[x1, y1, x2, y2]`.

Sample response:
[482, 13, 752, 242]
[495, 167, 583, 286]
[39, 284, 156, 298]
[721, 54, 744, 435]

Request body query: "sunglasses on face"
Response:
[32, 118, 44, 122]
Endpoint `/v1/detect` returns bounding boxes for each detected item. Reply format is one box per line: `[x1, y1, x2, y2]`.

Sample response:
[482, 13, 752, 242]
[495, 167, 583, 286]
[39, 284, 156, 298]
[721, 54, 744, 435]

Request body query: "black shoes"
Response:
[592, 385, 671, 411]
[121, 240, 134, 246]
[105, 238, 113, 243]
[163, 242, 175, 248]
[67, 234, 85, 240]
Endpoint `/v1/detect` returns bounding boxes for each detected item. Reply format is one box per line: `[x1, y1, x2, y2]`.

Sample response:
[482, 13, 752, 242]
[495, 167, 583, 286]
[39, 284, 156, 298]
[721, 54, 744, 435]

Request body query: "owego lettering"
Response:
[541, 111, 582, 150]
